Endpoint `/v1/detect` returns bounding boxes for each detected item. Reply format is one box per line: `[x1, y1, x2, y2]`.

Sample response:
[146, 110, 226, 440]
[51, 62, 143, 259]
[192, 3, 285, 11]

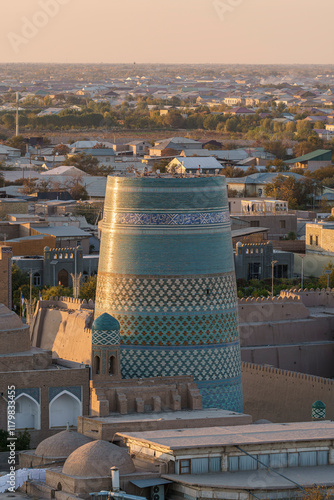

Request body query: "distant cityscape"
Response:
[0, 63, 334, 500]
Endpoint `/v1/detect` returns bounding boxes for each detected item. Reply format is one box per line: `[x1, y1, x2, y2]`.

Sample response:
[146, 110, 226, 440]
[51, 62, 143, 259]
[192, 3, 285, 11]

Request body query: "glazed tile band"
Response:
[109, 211, 230, 226]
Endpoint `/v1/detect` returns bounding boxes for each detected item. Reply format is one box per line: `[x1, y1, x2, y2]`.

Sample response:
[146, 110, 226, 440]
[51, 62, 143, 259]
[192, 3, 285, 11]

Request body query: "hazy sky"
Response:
[1, 0, 333, 64]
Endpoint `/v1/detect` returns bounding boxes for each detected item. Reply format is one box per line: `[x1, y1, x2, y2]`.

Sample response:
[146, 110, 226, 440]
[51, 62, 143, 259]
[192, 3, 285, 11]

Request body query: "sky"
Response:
[1, 0, 333, 65]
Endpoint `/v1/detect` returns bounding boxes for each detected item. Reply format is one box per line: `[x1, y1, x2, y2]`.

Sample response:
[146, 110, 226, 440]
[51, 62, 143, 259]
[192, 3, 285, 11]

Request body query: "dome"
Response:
[92, 313, 120, 332]
[312, 400, 326, 409]
[35, 430, 93, 459]
[62, 440, 135, 477]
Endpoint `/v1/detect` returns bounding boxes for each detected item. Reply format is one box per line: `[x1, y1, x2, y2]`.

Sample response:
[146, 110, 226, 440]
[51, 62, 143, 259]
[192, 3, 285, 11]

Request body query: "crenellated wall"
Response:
[280, 287, 334, 308]
[242, 361, 334, 422]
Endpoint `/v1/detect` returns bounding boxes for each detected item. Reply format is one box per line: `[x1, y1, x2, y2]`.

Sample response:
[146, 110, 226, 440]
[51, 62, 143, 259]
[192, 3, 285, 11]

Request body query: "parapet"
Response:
[39, 296, 95, 311]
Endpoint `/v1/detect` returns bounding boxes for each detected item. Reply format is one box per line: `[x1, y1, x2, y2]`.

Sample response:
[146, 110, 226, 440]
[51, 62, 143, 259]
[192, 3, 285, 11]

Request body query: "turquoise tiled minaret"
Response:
[95, 176, 243, 411]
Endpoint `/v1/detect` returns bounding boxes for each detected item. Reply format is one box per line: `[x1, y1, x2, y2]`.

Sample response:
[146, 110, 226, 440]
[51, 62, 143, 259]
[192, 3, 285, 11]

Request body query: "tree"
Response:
[42, 286, 72, 300]
[6, 135, 26, 155]
[264, 174, 315, 209]
[19, 178, 38, 195]
[52, 144, 70, 155]
[79, 275, 97, 302]
[63, 152, 99, 175]
[68, 181, 89, 200]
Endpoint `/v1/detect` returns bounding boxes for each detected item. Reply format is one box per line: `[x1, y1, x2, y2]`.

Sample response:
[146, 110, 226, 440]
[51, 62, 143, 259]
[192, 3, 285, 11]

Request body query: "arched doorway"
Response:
[49, 392, 81, 428]
[58, 269, 69, 287]
[15, 394, 40, 430]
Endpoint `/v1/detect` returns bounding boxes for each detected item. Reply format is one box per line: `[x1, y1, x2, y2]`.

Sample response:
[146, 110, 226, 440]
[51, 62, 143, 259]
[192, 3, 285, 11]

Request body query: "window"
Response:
[300, 451, 317, 467]
[228, 456, 239, 472]
[94, 355, 100, 375]
[271, 453, 288, 468]
[180, 459, 191, 474]
[310, 235, 313, 245]
[33, 273, 41, 286]
[280, 220, 286, 229]
[288, 453, 299, 467]
[240, 455, 257, 471]
[209, 457, 221, 472]
[76, 240, 81, 246]
[315, 236, 319, 246]
[191, 458, 209, 474]
[250, 220, 260, 227]
[317, 451, 329, 466]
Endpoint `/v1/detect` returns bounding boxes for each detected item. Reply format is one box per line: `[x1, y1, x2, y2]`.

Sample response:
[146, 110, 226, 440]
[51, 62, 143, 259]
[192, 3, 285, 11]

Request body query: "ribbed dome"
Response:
[92, 313, 120, 332]
[35, 430, 92, 458]
[62, 440, 135, 477]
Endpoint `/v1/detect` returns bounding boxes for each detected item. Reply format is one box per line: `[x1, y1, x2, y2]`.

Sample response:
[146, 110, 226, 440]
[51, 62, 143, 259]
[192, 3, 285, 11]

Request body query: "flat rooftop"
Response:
[117, 421, 334, 451]
[90, 408, 251, 424]
[163, 465, 334, 490]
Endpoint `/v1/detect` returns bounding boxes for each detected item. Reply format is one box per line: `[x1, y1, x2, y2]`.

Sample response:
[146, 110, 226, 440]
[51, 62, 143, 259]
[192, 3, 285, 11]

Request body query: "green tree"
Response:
[6, 135, 26, 155]
[264, 174, 315, 209]
[63, 152, 99, 175]
[318, 263, 334, 288]
[42, 286, 72, 300]
[79, 275, 97, 302]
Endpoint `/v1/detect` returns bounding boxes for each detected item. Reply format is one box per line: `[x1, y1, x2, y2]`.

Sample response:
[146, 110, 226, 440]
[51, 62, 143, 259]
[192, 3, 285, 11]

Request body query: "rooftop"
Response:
[117, 421, 334, 451]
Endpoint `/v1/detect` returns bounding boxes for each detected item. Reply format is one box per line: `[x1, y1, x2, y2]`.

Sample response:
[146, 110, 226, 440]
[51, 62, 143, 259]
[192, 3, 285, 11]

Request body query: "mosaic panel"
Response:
[92, 329, 120, 346]
[197, 377, 244, 412]
[15, 388, 40, 403]
[120, 342, 242, 381]
[113, 211, 230, 226]
[96, 273, 238, 314]
[114, 311, 239, 346]
[48, 386, 82, 403]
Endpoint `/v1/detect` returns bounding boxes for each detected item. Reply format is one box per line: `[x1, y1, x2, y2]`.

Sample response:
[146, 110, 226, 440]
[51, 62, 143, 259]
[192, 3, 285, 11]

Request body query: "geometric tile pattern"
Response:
[121, 343, 241, 380]
[96, 273, 238, 314]
[116, 311, 239, 346]
[92, 329, 120, 346]
[114, 211, 230, 226]
[197, 377, 244, 412]
[15, 388, 40, 403]
[48, 386, 82, 403]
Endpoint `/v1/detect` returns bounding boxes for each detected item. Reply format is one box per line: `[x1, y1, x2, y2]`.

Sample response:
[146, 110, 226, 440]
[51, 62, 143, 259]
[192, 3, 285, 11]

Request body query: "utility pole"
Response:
[271, 260, 278, 297]
[24, 269, 36, 325]
[300, 255, 305, 290]
[15, 92, 19, 136]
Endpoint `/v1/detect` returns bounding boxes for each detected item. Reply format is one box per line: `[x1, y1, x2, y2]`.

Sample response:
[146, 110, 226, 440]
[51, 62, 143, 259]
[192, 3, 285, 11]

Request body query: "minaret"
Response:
[95, 176, 244, 412]
[91, 313, 121, 380]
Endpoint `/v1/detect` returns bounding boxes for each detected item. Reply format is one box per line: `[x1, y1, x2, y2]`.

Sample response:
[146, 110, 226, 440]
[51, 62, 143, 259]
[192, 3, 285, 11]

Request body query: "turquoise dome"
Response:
[92, 313, 120, 332]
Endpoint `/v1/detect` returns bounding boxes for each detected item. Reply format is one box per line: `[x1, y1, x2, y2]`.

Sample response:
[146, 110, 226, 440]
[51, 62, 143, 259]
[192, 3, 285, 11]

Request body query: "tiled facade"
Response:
[95, 177, 243, 412]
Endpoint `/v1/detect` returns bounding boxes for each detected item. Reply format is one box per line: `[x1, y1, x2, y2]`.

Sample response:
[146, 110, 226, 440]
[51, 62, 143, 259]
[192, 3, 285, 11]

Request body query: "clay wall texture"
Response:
[95, 176, 243, 412]
[242, 362, 334, 422]
[0, 245, 12, 308]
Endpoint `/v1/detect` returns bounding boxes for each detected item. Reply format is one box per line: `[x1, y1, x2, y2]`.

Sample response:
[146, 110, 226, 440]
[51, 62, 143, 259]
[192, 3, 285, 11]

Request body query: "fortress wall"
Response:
[238, 296, 309, 324]
[242, 362, 334, 423]
[240, 315, 334, 346]
[280, 288, 334, 308]
[241, 343, 334, 378]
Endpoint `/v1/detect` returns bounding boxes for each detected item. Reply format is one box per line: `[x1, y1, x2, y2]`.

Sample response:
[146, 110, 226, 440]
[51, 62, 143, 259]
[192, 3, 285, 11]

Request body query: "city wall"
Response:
[242, 362, 334, 423]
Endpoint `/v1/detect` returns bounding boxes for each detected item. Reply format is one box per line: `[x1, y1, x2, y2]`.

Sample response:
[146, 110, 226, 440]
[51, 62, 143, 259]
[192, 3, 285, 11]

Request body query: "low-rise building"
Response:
[306, 221, 334, 255]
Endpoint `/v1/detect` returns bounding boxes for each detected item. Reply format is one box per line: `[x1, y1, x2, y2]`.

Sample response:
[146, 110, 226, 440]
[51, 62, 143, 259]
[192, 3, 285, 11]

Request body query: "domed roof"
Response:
[62, 440, 135, 477]
[312, 400, 326, 409]
[35, 430, 93, 459]
[92, 313, 120, 332]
